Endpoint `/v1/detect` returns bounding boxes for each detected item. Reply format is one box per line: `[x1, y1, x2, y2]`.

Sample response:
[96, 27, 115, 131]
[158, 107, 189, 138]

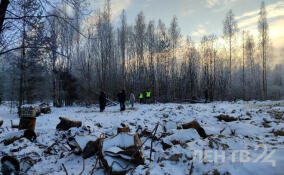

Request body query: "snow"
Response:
[0, 100, 284, 175]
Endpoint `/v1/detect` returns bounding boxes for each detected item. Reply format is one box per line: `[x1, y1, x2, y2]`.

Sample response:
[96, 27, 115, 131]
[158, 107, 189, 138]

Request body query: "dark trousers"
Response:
[120, 102, 125, 111]
[100, 105, 105, 112]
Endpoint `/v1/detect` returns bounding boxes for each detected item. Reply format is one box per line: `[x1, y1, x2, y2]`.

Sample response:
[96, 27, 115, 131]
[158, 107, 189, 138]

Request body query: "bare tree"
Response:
[223, 9, 238, 86]
[258, 1, 269, 99]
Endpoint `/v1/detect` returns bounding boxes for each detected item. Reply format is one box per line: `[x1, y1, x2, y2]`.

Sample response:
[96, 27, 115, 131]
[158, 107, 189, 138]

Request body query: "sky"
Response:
[84, 0, 284, 64]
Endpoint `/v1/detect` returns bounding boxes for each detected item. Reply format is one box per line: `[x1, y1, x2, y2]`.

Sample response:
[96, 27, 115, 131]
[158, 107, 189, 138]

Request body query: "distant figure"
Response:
[145, 89, 151, 104]
[204, 89, 209, 103]
[117, 90, 126, 111]
[139, 92, 144, 104]
[99, 91, 106, 112]
[130, 91, 135, 108]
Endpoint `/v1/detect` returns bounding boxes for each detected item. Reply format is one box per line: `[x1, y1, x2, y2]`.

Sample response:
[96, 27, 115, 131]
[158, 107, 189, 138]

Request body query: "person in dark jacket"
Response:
[204, 89, 209, 103]
[99, 91, 106, 112]
[117, 90, 126, 111]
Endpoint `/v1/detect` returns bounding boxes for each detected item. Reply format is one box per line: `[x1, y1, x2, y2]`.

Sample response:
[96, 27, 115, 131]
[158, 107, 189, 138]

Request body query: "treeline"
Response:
[0, 0, 283, 107]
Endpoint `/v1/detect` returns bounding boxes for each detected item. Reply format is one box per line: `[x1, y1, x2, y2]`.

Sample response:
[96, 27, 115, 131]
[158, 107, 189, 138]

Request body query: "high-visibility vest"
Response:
[139, 93, 143, 99]
[146, 91, 151, 98]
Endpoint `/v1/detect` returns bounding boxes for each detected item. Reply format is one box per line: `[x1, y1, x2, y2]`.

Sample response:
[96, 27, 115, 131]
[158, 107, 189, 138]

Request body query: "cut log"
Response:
[18, 117, 36, 131]
[56, 117, 82, 131]
[177, 120, 207, 139]
[216, 115, 237, 122]
[117, 125, 130, 134]
[82, 140, 100, 159]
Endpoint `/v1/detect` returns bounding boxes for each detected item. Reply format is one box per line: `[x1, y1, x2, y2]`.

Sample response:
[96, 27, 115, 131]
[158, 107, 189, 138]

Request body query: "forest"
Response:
[0, 0, 283, 108]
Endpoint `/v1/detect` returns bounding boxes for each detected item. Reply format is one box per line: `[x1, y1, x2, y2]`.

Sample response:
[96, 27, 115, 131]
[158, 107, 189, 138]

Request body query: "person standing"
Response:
[145, 89, 151, 104]
[99, 91, 106, 112]
[130, 91, 135, 108]
[118, 90, 126, 111]
[139, 92, 143, 104]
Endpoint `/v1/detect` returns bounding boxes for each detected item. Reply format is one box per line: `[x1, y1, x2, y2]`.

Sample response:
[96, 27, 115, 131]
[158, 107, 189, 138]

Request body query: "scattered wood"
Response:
[1, 129, 36, 146]
[177, 120, 207, 139]
[216, 115, 237, 122]
[62, 163, 69, 175]
[1, 156, 20, 175]
[117, 125, 130, 134]
[267, 110, 284, 120]
[56, 117, 82, 131]
[39, 103, 51, 114]
[10, 120, 18, 128]
[273, 130, 284, 136]
[82, 140, 100, 159]
[161, 140, 172, 150]
[99, 132, 144, 174]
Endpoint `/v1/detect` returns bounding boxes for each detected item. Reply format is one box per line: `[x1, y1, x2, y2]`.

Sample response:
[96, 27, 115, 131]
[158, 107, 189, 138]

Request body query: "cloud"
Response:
[82, 0, 132, 27]
[236, 1, 284, 29]
[206, 0, 219, 8]
[192, 28, 207, 37]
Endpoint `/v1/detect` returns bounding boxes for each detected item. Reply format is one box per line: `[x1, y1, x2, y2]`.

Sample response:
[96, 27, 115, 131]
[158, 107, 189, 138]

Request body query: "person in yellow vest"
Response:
[145, 89, 151, 104]
[139, 92, 143, 104]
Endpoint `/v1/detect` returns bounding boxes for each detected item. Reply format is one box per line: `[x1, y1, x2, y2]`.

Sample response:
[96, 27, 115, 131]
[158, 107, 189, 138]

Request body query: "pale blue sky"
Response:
[81, 0, 284, 63]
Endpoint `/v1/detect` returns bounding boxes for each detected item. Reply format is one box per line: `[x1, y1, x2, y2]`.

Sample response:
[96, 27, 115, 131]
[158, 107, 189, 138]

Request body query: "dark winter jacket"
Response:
[99, 92, 106, 108]
[117, 90, 126, 103]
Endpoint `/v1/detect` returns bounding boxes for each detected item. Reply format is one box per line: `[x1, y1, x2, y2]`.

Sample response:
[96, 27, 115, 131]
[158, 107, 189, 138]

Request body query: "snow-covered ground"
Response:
[0, 101, 284, 175]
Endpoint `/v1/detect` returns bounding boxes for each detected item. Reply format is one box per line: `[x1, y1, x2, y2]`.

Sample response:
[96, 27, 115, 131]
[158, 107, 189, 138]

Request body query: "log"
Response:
[82, 140, 100, 159]
[177, 120, 207, 139]
[1, 129, 36, 145]
[216, 115, 237, 122]
[117, 125, 130, 134]
[56, 117, 82, 131]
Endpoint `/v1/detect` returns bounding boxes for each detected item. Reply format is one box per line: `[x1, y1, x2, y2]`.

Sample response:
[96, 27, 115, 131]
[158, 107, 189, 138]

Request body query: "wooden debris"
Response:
[99, 133, 144, 174]
[56, 117, 82, 131]
[82, 140, 100, 159]
[216, 115, 237, 122]
[1, 129, 36, 146]
[10, 120, 18, 128]
[1, 156, 20, 175]
[39, 103, 51, 114]
[177, 120, 207, 139]
[117, 125, 130, 134]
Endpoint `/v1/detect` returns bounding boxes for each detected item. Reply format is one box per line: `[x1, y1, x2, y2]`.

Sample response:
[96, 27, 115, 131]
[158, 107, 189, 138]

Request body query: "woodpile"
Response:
[20, 105, 40, 118]
[39, 103, 51, 114]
